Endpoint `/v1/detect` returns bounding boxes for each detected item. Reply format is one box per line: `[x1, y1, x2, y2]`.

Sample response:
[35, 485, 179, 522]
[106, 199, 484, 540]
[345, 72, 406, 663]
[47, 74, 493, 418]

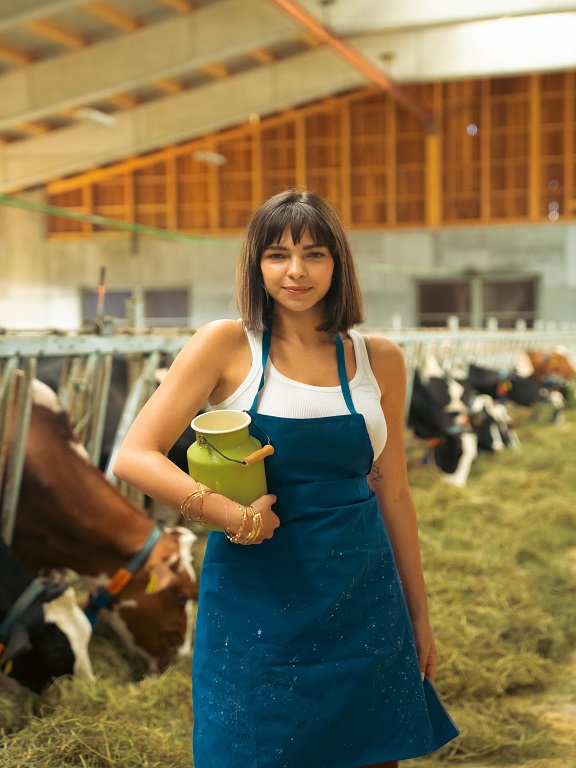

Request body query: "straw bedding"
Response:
[2, 409, 575, 767]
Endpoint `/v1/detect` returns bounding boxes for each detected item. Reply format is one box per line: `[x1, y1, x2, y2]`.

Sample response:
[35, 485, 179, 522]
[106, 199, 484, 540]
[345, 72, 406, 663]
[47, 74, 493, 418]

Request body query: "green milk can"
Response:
[187, 410, 274, 529]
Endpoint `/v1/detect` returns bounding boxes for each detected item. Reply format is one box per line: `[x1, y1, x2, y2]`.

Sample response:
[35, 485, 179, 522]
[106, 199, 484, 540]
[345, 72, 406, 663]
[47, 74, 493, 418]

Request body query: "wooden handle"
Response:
[241, 445, 275, 466]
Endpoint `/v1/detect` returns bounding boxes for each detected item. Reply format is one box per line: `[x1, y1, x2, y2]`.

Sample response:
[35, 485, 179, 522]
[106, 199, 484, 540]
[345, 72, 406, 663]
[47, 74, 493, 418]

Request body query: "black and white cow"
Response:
[408, 358, 478, 487]
[0, 537, 93, 692]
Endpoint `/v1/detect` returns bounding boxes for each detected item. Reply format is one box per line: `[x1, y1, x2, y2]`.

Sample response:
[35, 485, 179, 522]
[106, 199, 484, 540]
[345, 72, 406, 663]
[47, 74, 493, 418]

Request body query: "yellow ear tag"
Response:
[145, 574, 158, 594]
[4, 660, 13, 676]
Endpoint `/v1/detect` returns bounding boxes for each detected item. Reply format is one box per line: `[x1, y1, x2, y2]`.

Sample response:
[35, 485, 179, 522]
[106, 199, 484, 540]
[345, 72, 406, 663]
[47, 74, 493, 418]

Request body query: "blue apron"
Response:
[192, 330, 458, 767]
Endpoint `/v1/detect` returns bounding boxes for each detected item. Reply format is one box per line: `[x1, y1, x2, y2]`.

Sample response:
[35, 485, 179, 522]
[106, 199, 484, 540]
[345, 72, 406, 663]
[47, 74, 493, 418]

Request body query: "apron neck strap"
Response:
[249, 326, 271, 411]
[335, 333, 358, 415]
[250, 327, 357, 416]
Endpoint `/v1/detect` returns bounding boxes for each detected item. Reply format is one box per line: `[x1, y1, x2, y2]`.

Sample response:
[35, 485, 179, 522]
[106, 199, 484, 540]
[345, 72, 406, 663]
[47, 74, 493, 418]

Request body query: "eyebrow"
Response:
[263, 243, 325, 251]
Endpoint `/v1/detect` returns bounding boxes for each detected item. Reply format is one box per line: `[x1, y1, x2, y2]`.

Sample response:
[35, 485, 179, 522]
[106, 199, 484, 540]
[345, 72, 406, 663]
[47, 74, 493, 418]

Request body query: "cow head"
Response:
[1, 581, 93, 693]
[86, 526, 197, 672]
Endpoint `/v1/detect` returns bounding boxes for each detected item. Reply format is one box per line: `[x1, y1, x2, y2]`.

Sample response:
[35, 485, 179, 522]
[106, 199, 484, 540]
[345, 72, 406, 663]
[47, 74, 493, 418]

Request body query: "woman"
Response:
[114, 189, 458, 767]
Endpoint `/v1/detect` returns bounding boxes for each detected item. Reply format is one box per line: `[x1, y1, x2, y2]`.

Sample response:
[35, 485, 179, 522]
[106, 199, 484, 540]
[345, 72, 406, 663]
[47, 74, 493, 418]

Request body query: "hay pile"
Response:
[407, 410, 576, 765]
[1, 411, 576, 767]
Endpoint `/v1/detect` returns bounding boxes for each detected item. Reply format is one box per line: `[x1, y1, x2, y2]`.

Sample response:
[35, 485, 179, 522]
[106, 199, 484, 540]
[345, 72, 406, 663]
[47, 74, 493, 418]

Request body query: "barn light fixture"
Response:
[193, 149, 227, 166]
[75, 107, 118, 127]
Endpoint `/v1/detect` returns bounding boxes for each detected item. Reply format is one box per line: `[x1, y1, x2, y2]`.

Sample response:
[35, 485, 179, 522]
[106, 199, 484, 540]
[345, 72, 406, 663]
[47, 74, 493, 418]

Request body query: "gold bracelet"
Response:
[243, 506, 262, 544]
[180, 487, 214, 523]
[226, 503, 248, 543]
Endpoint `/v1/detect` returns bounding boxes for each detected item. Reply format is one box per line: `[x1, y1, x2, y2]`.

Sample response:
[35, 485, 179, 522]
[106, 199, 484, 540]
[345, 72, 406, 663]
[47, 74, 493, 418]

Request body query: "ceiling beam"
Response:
[248, 47, 275, 65]
[295, 0, 576, 35]
[0, 1, 86, 33]
[24, 19, 87, 49]
[82, 1, 141, 31]
[0, 0, 297, 131]
[153, 77, 184, 94]
[267, 0, 434, 127]
[106, 92, 139, 108]
[0, 47, 365, 193]
[156, 0, 197, 12]
[16, 121, 51, 136]
[0, 42, 34, 66]
[200, 62, 230, 80]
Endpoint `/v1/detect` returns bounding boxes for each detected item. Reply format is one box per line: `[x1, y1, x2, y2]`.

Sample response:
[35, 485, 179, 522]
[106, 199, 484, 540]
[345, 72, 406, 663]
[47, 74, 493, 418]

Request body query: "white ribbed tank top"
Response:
[205, 328, 387, 458]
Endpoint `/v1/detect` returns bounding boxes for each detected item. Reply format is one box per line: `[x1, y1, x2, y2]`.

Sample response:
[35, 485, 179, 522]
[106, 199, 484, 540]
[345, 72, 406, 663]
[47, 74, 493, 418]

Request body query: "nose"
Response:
[287, 255, 306, 279]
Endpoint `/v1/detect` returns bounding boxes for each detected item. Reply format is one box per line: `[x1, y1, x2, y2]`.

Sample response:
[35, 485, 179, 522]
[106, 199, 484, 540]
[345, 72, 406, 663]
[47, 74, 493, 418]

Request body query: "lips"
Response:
[283, 287, 311, 294]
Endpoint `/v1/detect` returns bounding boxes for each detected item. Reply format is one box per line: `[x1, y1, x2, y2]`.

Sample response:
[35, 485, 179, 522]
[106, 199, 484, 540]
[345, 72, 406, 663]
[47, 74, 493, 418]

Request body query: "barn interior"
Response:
[1, 2, 576, 766]
[1, 0, 576, 331]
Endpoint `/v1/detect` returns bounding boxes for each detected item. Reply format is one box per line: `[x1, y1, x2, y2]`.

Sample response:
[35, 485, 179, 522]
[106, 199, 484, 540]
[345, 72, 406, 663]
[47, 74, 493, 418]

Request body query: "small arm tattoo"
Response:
[370, 464, 383, 482]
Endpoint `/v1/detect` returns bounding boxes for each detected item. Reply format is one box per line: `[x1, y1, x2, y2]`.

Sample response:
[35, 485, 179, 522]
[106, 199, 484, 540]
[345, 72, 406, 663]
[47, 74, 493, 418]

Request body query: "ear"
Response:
[1, 622, 33, 665]
[143, 561, 180, 595]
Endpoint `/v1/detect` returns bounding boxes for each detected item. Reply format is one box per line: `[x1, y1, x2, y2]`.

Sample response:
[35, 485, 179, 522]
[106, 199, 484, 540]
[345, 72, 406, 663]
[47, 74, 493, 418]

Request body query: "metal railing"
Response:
[1, 325, 575, 545]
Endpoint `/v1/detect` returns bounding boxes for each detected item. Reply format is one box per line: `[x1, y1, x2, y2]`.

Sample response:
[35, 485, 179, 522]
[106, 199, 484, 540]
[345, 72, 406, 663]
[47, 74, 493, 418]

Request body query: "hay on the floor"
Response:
[2, 412, 576, 767]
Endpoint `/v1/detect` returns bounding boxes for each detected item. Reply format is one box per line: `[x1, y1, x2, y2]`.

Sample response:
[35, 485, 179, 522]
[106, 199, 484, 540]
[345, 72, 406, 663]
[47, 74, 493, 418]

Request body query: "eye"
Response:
[307, 250, 326, 258]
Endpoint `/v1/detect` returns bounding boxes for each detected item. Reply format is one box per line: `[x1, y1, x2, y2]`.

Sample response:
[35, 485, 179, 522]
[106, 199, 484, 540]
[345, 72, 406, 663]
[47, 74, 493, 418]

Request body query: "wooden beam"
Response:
[0, 41, 34, 66]
[339, 101, 351, 224]
[425, 83, 442, 226]
[295, 113, 306, 189]
[206, 139, 221, 230]
[107, 92, 139, 108]
[47, 86, 379, 195]
[153, 77, 184, 94]
[25, 19, 86, 49]
[248, 47, 275, 65]
[200, 62, 229, 80]
[157, 0, 195, 12]
[564, 71, 574, 219]
[83, 1, 140, 31]
[17, 121, 51, 135]
[165, 154, 178, 230]
[480, 78, 491, 222]
[386, 98, 397, 225]
[251, 124, 263, 210]
[267, 0, 434, 129]
[529, 74, 542, 221]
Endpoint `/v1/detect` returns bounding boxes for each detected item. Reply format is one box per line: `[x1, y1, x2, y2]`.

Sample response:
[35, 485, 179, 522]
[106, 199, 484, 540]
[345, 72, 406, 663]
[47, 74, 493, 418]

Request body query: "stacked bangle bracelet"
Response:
[225, 503, 262, 545]
[180, 487, 263, 543]
[180, 486, 215, 523]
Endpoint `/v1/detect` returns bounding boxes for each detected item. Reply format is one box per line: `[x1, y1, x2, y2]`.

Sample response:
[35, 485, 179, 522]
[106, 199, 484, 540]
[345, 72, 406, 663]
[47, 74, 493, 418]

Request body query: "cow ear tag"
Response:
[145, 573, 158, 594]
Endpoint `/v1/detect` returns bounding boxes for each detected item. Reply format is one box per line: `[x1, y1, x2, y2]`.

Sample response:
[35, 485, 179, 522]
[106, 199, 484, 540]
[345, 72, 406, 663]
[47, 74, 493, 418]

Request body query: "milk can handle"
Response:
[196, 420, 274, 467]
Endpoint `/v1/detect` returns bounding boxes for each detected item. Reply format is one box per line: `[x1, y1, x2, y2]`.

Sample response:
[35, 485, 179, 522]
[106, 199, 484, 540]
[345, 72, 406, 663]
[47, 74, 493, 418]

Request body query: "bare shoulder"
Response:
[362, 334, 406, 396]
[179, 319, 246, 357]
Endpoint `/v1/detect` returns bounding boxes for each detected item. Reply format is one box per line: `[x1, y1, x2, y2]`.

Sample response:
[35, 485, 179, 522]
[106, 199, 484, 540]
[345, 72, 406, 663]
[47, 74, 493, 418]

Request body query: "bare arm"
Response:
[366, 336, 438, 680]
[113, 320, 279, 541]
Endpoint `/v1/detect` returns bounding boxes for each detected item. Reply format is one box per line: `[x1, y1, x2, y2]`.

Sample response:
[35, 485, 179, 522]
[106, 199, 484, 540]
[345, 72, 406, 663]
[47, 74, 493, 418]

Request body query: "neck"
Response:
[269, 306, 333, 346]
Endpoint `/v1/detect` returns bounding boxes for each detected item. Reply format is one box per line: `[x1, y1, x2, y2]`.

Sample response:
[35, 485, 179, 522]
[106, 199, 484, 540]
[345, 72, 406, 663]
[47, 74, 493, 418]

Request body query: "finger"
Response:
[425, 654, 438, 681]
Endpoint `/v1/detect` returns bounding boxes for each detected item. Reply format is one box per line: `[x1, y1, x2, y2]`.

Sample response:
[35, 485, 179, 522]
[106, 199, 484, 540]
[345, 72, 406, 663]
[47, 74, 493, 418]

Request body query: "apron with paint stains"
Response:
[192, 329, 458, 767]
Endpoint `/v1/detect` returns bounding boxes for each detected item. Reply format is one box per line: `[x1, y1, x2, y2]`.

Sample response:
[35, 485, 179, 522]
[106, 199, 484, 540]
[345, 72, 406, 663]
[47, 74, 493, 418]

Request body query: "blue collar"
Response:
[84, 524, 162, 627]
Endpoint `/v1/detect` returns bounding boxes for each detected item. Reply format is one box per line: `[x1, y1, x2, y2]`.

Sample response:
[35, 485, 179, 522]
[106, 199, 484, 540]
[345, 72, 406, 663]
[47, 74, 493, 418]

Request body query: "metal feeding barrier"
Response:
[1, 326, 575, 544]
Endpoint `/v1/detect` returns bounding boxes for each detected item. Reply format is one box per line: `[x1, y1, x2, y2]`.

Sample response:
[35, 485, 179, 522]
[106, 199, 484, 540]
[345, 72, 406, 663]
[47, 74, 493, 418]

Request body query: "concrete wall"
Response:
[1, 189, 576, 331]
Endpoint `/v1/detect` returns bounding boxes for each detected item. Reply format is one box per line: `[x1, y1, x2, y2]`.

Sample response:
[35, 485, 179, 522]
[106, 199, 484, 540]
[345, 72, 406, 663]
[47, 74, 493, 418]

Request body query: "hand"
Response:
[412, 617, 439, 681]
[247, 494, 280, 544]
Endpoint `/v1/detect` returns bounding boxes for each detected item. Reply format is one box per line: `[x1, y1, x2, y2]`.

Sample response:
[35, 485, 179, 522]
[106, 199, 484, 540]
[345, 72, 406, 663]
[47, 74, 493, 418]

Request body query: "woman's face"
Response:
[260, 226, 334, 316]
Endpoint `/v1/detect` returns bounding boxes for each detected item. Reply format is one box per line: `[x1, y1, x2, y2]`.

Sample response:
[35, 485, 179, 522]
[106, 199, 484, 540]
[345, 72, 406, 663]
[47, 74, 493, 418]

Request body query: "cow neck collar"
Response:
[0, 579, 44, 665]
[84, 524, 162, 627]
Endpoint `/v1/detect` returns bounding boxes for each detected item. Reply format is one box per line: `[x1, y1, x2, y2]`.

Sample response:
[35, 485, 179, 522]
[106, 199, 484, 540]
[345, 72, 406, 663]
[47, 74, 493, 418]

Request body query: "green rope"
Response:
[0, 194, 237, 248]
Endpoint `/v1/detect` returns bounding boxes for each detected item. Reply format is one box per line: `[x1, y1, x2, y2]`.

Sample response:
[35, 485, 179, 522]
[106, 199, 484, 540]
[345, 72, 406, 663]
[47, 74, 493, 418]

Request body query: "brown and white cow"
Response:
[10, 380, 197, 672]
[526, 347, 576, 384]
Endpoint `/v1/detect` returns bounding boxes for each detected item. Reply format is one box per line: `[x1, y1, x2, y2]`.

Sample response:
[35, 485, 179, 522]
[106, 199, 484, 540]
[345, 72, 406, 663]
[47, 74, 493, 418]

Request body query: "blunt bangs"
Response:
[260, 201, 337, 256]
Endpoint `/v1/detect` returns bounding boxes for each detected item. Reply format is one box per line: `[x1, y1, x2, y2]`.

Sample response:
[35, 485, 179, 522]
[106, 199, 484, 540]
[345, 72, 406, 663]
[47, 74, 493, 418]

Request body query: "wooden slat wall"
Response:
[46, 71, 576, 236]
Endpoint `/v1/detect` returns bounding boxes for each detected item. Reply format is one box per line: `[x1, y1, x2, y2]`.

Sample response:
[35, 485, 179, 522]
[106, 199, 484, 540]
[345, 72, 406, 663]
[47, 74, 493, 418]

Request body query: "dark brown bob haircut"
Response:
[236, 189, 364, 335]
